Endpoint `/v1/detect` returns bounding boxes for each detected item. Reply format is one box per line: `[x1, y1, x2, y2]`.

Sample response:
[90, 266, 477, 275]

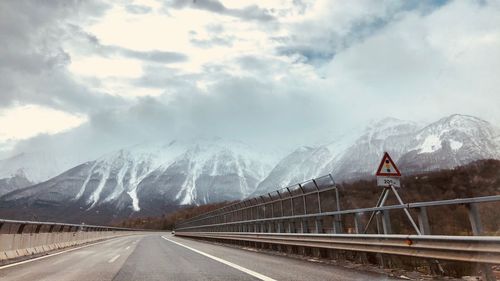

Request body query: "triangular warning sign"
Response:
[376, 152, 401, 176]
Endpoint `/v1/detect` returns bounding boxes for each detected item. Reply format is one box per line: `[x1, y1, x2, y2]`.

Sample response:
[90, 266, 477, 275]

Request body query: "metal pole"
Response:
[466, 203, 495, 281]
[277, 190, 284, 217]
[390, 185, 421, 235]
[417, 207, 431, 235]
[364, 187, 389, 233]
[299, 184, 307, 215]
[312, 179, 322, 213]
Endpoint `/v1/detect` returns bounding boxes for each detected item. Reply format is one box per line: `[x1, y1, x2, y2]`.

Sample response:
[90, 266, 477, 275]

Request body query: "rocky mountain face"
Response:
[255, 114, 500, 194]
[0, 139, 272, 223]
[0, 114, 498, 224]
[398, 115, 500, 172]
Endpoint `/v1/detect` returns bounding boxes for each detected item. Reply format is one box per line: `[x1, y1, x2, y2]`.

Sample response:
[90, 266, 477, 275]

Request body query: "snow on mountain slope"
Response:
[328, 115, 500, 180]
[251, 146, 333, 196]
[137, 139, 273, 212]
[397, 114, 500, 172]
[0, 151, 83, 183]
[255, 115, 500, 195]
[72, 141, 185, 211]
[252, 134, 355, 196]
[0, 138, 274, 222]
[0, 170, 32, 196]
[0, 114, 498, 223]
[328, 118, 421, 180]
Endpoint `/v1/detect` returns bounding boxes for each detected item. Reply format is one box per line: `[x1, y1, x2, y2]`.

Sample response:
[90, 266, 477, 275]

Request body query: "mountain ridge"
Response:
[0, 114, 498, 223]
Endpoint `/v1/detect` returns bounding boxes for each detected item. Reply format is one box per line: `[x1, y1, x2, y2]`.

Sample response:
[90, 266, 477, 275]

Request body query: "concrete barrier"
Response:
[0, 219, 144, 262]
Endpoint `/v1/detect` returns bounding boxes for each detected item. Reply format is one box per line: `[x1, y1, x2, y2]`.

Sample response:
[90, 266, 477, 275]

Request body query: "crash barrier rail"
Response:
[175, 232, 500, 264]
[0, 218, 143, 262]
[175, 174, 500, 280]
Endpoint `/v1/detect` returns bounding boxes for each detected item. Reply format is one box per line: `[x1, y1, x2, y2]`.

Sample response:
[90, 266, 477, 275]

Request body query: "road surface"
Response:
[0, 234, 395, 281]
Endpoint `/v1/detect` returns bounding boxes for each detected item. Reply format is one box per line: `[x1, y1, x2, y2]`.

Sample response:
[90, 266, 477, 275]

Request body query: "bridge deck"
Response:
[0, 233, 394, 281]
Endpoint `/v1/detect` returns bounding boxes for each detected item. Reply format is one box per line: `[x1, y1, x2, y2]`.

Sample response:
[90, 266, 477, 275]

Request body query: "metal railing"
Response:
[176, 232, 500, 264]
[174, 174, 500, 280]
[176, 174, 342, 231]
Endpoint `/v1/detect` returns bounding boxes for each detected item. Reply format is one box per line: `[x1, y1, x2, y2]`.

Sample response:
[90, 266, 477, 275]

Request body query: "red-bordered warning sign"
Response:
[375, 152, 401, 177]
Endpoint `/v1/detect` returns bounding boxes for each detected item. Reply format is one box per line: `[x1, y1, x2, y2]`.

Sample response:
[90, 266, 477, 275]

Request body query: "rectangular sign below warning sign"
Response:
[377, 177, 401, 188]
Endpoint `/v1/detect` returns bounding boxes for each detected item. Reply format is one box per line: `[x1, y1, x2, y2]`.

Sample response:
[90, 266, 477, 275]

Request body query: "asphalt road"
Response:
[0, 234, 396, 281]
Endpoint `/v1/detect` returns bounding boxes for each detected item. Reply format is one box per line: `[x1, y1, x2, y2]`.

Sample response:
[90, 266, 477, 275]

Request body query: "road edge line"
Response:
[161, 235, 276, 281]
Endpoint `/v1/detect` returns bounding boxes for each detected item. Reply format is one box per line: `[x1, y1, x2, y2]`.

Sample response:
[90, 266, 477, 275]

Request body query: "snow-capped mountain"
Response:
[0, 151, 80, 183]
[0, 114, 498, 223]
[252, 135, 355, 196]
[398, 114, 500, 172]
[326, 118, 421, 180]
[254, 114, 500, 195]
[0, 138, 274, 223]
[0, 170, 32, 196]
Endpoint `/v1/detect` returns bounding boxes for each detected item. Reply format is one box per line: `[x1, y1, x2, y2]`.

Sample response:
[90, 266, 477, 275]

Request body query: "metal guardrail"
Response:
[175, 195, 500, 234]
[175, 173, 500, 280]
[177, 174, 341, 230]
[175, 232, 500, 264]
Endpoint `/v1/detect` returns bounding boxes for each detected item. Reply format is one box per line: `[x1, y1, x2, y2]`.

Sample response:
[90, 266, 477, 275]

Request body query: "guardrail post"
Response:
[311, 179, 322, 213]
[315, 217, 323, 233]
[466, 203, 495, 281]
[332, 216, 342, 234]
[382, 210, 392, 234]
[302, 192, 307, 215]
[330, 175, 342, 232]
[375, 212, 388, 268]
[416, 207, 431, 235]
[354, 212, 368, 263]
[354, 212, 364, 234]
[289, 220, 296, 233]
[466, 203, 484, 235]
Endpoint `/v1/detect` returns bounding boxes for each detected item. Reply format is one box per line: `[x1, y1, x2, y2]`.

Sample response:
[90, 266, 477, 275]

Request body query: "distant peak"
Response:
[437, 114, 488, 126]
[367, 117, 414, 127]
[14, 168, 27, 178]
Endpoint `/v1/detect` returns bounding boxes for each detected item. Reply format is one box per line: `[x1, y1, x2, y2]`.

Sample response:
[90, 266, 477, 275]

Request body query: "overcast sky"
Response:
[1, 0, 499, 158]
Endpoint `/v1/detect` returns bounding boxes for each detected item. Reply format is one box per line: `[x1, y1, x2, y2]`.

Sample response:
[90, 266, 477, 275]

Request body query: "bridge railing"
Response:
[174, 174, 500, 280]
[0, 219, 144, 262]
[175, 173, 499, 237]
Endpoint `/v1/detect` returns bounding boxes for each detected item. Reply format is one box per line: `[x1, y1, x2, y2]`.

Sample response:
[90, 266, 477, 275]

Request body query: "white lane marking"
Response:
[125, 246, 131, 250]
[108, 254, 120, 263]
[0, 237, 132, 270]
[161, 236, 276, 281]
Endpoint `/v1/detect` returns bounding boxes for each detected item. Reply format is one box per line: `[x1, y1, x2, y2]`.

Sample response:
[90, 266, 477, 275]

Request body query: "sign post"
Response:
[364, 152, 421, 235]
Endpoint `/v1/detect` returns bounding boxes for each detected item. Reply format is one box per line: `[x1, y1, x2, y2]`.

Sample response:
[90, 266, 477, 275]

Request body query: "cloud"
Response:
[274, 0, 454, 66]
[125, 4, 152, 14]
[0, 105, 86, 142]
[117, 47, 188, 63]
[190, 36, 234, 48]
[166, 0, 275, 22]
[68, 25, 188, 63]
[0, 0, 125, 112]
[1, 0, 500, 167]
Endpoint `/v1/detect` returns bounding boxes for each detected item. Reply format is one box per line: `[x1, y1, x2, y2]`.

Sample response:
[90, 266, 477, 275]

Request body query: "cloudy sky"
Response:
[1, 0, 499, 159]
